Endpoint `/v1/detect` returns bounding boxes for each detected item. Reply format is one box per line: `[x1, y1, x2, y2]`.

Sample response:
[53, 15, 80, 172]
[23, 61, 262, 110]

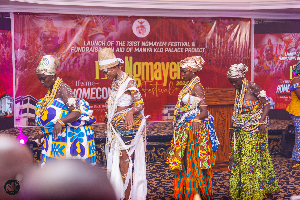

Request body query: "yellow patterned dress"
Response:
[229, 79, 279, 199]
[286, 79, 300, 162]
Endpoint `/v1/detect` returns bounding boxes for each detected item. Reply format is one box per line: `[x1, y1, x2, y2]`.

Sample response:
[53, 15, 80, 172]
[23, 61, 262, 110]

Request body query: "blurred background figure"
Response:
[19, 159, 116, 200]
[0, 134, 34, 200]
[286, 62, 300, 170]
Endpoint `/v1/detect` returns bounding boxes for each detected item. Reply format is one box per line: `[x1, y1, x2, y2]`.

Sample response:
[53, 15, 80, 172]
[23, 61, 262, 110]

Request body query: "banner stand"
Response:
[10, 12, 16, 128]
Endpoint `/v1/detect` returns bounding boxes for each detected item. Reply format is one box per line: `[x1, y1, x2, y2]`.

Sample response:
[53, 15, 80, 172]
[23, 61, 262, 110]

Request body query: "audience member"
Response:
[19, 159, 115, 200]
[0, 134, 33, 200]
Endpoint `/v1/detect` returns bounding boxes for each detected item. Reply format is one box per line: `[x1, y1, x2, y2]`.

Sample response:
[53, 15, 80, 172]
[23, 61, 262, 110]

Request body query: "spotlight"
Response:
[16, 134, 28, 145]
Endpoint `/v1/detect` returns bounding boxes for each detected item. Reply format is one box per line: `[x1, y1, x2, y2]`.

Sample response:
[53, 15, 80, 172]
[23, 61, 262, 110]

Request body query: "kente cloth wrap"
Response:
[105, 75, 147, 200]
[35, 98, 96, 167]
[167, 77, 216, 200]
[229, 79, 279, 200]
[111, 108, 143, 136]
[286, 80, 300, 116]
[290, 114, 300, 162]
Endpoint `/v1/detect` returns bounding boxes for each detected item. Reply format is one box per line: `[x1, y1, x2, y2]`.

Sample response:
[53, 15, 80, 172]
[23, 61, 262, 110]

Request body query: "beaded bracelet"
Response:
[72, 109, 82, 114]
[199, 105, 208, 107]
[193, 119, 201, 123]
[135, 100, 143, 105]
[258, 122, 265, 125]
[57, 119, 65, 126]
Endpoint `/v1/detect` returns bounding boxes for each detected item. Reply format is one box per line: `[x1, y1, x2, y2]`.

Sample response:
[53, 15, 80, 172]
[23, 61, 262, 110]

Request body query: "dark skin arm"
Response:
[191, 83, 208, 133]
[291, 76, 300, 100]
[120, 80, 144, 130]
[52, 83, 81, 139]
[247, 82, 270, 138]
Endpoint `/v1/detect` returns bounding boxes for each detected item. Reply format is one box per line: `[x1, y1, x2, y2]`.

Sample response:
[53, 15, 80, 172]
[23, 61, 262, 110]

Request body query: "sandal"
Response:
[292, 163, 300, 170]
[266, 193, 273, 199]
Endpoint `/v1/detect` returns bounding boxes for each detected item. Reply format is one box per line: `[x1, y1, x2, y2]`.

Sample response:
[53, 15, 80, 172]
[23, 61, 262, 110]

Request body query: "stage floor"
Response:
[145, 155, 300, 200]
[0, 119, 294, 141]
[0, 120, 298, 199]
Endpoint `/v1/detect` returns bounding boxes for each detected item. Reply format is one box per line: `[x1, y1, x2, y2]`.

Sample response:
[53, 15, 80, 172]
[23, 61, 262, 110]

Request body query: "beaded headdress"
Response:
[293, 61, 300, 75]
[227, 63, 248, 78]
[97, 48, 124, 70]
[180, 56, 205, 73]
[36, 55, 59, 75]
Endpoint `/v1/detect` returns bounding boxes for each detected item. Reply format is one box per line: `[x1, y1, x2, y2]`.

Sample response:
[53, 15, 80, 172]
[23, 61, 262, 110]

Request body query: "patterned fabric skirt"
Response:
[229, 128, 279, 199]
[291, 114, 300, 161]
[36, 98, 96, 166]
[111, 108, 143, 137]
[167, 121, 215, 200]
[41, 125, 96, 165]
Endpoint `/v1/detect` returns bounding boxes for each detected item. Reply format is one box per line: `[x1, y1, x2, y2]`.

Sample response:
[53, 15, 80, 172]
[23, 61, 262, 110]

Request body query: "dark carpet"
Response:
[146, 155, 300, 200]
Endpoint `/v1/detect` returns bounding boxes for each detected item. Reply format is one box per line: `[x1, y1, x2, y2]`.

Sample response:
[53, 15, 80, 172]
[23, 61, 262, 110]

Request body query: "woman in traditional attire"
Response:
[98, 48, 147, 200]
[286, 62, 300, 170]
[35, 55, 96, 167]
[227, 63, 279, 199]
[167, 56, 219, 200]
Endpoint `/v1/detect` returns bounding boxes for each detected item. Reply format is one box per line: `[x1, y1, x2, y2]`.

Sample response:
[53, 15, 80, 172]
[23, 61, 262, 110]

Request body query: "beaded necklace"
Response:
[232, 79, 264, 132]
[233, 78, 248, 118]
[173, 76, 200, 117]
[37, 77, 62, 116]
[106, 72, 128, 111]
[291, 76, 300, 82]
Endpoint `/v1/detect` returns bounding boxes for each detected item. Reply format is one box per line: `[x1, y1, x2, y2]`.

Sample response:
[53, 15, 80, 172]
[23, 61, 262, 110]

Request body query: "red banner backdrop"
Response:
[0, 29, 12, 97]
[14, 14, 251, 126]
[0, 27, 13, 119]
[254, 33, 300, 109]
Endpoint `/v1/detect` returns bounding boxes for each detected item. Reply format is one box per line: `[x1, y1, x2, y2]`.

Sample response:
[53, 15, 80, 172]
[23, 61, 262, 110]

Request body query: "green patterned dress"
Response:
[229, 79, 279, 199]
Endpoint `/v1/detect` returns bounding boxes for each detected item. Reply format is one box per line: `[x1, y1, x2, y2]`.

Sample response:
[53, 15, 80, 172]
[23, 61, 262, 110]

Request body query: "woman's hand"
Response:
[36, 134, 44, 146]
[103, 114, 108, 125]
[229, 129, 233, 139]
[192, 121, 202, 133]
[53, 123, 62, 140]
[259, 124, 267, 138]
[125, 110, 134, 130]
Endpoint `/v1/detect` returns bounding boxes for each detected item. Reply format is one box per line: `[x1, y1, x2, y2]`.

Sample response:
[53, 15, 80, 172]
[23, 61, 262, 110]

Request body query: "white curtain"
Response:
[2, 0, 300, 19]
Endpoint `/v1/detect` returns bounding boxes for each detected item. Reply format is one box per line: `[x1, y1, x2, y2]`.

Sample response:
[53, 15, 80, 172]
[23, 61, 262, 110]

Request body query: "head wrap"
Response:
[97, 48, 124, 70]
[36, 55, 59, 75]
[293, 61, 300, 75]
[227, 63, 248, 78]
[179, 56, 205, 73]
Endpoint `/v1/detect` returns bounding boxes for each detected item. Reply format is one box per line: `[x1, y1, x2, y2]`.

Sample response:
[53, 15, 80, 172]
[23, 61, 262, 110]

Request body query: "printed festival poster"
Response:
[14, 14, 251, 126]
[254, 33, 300, 109]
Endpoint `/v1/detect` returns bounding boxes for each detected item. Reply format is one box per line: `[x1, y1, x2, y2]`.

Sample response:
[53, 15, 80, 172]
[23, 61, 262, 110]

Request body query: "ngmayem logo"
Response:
[132, 19, 150, 38]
